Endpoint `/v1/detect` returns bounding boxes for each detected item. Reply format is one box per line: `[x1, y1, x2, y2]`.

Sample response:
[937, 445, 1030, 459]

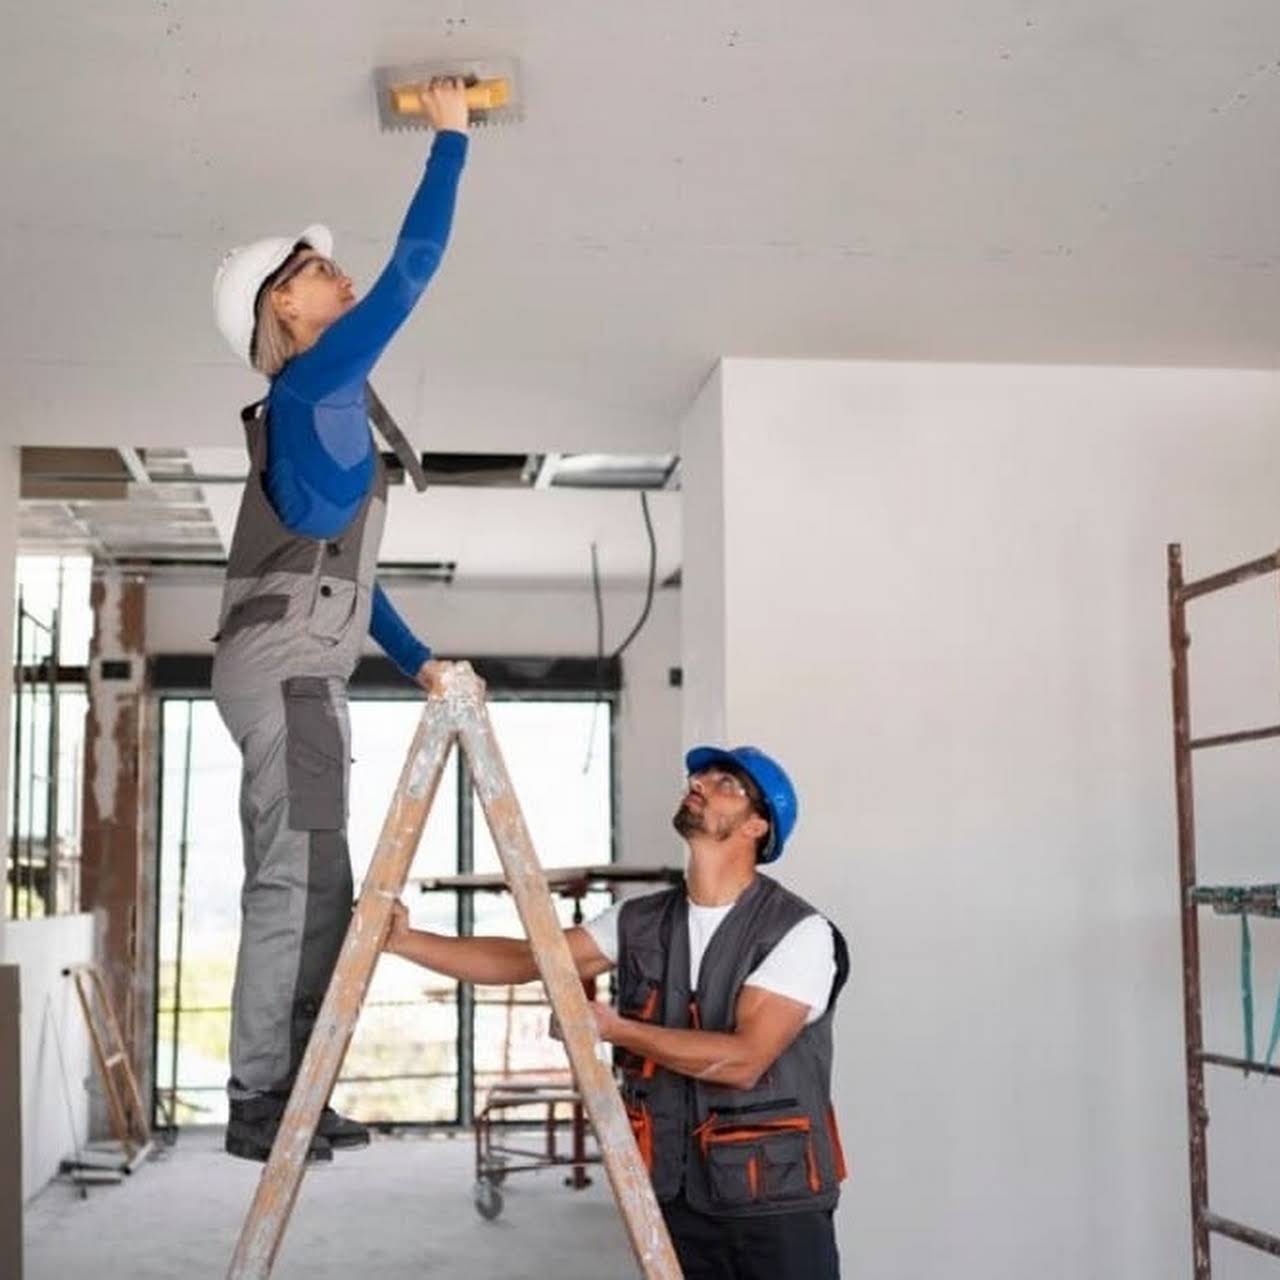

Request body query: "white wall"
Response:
[146, 579, 685, 870]
[682, 358, 1280, 1278]
[1, 914, 95, 1200]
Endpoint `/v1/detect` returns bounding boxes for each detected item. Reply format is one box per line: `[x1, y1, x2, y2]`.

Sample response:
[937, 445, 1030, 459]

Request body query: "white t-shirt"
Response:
[583, 892, 838, 1026]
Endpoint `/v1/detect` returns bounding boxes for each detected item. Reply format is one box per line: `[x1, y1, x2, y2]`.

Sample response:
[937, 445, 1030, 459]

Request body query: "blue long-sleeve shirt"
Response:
[263, 129, 468, 677]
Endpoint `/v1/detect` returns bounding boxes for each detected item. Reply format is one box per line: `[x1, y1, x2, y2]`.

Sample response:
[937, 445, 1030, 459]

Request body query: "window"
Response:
[6, 555, 92, 919]
[469, 702, 614, 1104]
[154, 693, 615, 1127]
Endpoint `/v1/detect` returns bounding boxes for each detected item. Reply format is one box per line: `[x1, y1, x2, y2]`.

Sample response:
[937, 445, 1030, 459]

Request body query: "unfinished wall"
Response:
[682, 358, 1280, 1279]
[0, 914, 95, 1201]
[80, 571, 155, 1111]
[146, 580, 684, 870]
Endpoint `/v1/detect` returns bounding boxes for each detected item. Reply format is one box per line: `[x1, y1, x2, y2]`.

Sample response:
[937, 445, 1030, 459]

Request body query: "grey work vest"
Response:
[615, 875, 850, 1218]
[210, 385, 425, 695]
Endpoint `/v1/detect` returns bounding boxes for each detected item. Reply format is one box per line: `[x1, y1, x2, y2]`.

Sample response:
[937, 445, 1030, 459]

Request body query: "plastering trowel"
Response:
[375, 57, 522, 130]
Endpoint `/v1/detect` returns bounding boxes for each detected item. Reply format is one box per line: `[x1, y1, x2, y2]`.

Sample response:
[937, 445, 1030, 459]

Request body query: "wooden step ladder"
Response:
[64, 963, 153, 1174]
[227, 663, 681, 1279]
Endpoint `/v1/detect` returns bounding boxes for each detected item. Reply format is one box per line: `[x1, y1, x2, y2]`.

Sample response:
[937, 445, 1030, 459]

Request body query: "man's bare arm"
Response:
[593, 984, 810, 1091]
[384, 901, 613, 984]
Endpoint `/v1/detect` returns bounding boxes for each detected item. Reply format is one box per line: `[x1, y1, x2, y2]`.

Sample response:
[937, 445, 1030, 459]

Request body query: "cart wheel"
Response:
[474, 1178, 504, 1221]
[488, 1156, 508, 1187]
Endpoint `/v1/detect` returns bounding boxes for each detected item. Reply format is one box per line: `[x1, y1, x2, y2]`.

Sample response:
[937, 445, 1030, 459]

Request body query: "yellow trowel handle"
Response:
[390, 77, 511, 118]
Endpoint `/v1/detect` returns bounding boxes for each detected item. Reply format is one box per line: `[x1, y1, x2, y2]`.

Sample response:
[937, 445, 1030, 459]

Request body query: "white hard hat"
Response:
[212, 223, 334, 367]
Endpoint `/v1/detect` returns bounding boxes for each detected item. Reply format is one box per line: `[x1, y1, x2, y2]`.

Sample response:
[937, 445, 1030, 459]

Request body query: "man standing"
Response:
[386, 744, 849, 1278]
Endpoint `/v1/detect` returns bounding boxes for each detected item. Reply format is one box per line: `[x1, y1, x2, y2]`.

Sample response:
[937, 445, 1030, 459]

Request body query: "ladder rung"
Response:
[1178, 549, 1280, 601]
[1190, 723, 1280, 751]
[104, 1053, 125, 1068]
[1205, 1211, 1280, 1258]
[1199, 1051, 1280, 1080]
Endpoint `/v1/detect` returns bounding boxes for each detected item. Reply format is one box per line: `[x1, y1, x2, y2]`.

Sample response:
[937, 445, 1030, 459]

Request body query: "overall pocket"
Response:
[307, 572, 358, 645]
[215, 592, 288, 642]
[282, 676, 345, 830]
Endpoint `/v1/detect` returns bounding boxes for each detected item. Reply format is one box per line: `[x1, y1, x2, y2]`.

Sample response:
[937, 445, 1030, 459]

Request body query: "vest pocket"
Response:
[614, 971, 662, 1079]
[624, 1099, 654, 1173]
[703, 1142, 759, 1208]
[698, 1115, 821, 1207]
[826, 1103, 849, 1182]
[759, 1129, 813, 1200]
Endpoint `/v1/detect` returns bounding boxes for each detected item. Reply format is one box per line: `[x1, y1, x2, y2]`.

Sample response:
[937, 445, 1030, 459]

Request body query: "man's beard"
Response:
[672, 798, 736, 842]
[672, 800, 702, 837]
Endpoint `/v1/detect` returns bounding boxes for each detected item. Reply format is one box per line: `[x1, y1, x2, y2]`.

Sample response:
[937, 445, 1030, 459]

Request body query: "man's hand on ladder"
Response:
[384, 900, 412, 954]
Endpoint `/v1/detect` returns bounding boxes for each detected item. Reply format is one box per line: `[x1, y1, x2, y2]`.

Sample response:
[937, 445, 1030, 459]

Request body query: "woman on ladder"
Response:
[208, 78, 469, 1163]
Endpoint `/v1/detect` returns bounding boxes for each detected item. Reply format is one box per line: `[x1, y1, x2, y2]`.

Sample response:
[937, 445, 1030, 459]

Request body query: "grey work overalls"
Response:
[211, 388, 424, 1100]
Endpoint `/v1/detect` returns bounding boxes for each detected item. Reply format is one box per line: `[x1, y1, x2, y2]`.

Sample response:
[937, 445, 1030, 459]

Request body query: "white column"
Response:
[680, 357, 1280, 1278]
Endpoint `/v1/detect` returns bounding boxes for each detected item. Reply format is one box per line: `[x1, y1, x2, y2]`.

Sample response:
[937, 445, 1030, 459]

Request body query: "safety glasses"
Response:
[271, 253, 342, 290]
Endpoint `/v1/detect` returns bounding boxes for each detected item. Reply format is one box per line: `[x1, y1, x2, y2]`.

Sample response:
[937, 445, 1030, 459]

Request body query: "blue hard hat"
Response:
[684, 745, 798, 864]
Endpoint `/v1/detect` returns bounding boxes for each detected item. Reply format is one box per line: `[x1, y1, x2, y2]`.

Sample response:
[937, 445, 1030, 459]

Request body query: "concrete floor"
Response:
[24, 1127, 637, 1278]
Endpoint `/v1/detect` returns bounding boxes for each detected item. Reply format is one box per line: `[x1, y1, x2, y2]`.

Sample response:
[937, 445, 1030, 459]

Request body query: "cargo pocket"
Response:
[216, 593, 288, 642]
[760, 1129, 814, 1200]
[704, 1142, 760, 1208]
[698, 1113, 821, 1208]
[307, 574, 357, 645]
[282, 676, 345, 831]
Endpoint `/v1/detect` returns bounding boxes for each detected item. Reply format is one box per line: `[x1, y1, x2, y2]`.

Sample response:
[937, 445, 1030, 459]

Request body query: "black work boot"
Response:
[317, 1106, 371, 1150]
[225, 1095, 333, 1164]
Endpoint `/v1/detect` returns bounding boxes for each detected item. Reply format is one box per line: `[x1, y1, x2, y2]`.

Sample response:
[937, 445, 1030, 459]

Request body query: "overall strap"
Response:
[366, 383, 428, 492]
[239, 399, 268, 467]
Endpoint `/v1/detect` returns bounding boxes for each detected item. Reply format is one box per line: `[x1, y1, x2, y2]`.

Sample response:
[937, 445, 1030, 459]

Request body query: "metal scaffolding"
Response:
[6, 580, 78, 919]
[1168, 543, 1280, 1276]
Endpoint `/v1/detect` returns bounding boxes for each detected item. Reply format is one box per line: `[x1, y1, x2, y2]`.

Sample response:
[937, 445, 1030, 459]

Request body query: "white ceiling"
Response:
[5, 2, 1280, 573]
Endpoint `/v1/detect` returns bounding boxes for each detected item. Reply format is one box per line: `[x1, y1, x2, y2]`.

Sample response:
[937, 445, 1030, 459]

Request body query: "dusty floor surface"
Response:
[24, 1126, 637, 1278]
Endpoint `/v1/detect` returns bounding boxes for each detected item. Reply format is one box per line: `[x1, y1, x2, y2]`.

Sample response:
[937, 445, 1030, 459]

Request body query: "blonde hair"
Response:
[250, 240, 318, 377]
[250, 292, 295, 379]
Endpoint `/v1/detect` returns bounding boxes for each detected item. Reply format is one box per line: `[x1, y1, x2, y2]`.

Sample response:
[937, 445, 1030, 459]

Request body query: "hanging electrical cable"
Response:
[610, 492, 657, 660]
[583, 542, 606, 774]
[584, 492, 661, 773]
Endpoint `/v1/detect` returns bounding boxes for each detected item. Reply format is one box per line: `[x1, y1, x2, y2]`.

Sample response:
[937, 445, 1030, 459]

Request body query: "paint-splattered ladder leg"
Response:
[456, 690, 682, 1279]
